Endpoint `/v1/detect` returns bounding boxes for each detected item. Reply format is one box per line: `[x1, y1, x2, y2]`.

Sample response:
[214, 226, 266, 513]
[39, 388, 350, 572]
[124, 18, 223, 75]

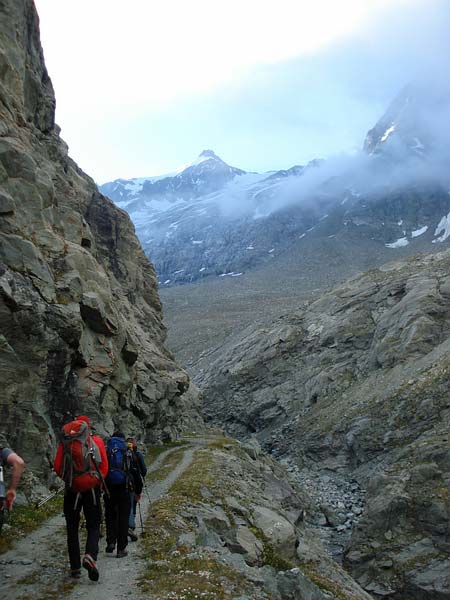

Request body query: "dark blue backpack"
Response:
[106, 437, 129, 485]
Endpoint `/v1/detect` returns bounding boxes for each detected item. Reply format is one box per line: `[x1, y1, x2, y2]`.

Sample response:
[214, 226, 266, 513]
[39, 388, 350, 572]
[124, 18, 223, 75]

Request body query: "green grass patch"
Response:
[169, 450, 217, 501]
[17, 570, 77, 600]
[207, 435, 239, 451]
[141, 551, 250, 599]
[146, 440, 188, 465]
[0, 493, 64, 554]
[17, 571, 41, 585]
[146, 448, 187, 485]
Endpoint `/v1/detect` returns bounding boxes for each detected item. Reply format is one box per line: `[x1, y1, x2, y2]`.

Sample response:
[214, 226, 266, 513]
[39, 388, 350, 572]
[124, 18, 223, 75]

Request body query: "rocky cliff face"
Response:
[364, 81, 450, 159]
[200, 250, 450, 598]
[0, 0, 201, 478]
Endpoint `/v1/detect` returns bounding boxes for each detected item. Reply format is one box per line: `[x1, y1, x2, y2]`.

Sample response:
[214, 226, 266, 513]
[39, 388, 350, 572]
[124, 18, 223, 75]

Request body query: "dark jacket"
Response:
[129, 450, 147, 494]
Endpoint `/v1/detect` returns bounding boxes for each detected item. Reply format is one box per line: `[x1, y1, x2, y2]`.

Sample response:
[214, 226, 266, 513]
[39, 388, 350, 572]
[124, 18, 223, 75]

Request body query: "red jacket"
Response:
[54, 416, 108, 479]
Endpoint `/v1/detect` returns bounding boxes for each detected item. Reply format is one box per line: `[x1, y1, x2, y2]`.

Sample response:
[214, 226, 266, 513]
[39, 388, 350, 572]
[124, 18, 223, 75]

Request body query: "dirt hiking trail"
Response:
[0, 443, 198, 600]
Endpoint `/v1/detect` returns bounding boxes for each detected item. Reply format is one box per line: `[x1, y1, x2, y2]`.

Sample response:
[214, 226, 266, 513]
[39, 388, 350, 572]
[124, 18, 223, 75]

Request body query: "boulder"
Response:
[251, 505, 297, 559]
[227, 526, 263, 566]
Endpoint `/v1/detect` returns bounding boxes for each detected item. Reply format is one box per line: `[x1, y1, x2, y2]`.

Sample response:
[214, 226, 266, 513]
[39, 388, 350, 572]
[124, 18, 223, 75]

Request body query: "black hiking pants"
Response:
[64, 487, 102, 570]
[104, 484, 130, 551]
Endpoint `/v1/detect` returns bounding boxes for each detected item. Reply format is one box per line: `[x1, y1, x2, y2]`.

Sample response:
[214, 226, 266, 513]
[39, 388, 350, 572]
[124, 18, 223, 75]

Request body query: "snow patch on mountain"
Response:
[381, 125, 395, 142]
[386, 237, 409, 248]
[411, 226, 428, 237]
[433, 213, 450, 243]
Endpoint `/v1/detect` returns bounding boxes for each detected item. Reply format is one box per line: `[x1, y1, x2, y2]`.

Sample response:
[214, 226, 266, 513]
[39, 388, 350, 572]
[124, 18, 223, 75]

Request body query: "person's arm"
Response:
[5, 452, 25, 509]
[138, 452, 147, 477]
[133, 470, 143, 495]
[53, 443, 63, 478]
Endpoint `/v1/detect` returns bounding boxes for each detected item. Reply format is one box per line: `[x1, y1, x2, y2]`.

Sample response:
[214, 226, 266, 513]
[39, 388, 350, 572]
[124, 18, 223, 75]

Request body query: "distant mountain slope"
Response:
[100, 153, 337, 285]
[101, 83, 450, 289]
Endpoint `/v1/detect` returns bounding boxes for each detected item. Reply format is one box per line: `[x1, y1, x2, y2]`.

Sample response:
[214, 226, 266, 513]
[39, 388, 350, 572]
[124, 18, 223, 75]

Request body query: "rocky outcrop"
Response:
[145, 437, 372, 600]
[0, 0, 201, 479]
[200, 250, 450, 598]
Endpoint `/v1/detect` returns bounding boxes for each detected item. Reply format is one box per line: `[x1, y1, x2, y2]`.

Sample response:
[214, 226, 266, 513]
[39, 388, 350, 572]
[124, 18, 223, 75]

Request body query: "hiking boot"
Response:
[128, 528, 138, 542]
[82, 554, 99, 582]
[116, 549, 128, 558]
[70, 568, 81, 578]
[105, 543, 115, 553]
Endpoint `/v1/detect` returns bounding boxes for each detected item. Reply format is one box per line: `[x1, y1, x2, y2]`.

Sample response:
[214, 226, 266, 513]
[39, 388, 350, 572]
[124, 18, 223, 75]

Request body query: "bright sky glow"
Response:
[35, 0, 409, 113]
[33, 0, 431, 182]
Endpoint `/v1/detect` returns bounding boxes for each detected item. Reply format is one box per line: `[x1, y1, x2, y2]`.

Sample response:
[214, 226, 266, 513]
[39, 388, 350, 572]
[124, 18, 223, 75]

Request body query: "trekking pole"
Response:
[137, 501, 145, 538]
[0, 465, 8, 535]
[35, 484, 65, 509]
[140, 474, 150, 501]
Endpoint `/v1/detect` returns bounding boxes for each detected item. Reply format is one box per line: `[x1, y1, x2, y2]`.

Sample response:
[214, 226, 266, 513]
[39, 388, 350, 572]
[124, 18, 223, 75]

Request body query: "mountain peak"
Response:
[199, 149, 219, 159]
[185, 149, 230, 170]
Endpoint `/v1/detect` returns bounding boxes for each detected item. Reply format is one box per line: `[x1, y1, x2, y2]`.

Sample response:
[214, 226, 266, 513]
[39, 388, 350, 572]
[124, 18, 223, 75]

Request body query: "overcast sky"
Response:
[33, 0, 449, 183]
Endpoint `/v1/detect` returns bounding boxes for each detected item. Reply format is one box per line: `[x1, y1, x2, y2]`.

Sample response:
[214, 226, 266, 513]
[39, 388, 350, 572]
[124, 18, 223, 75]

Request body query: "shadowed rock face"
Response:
[0, 0, 201, 477]
[200, 250, 450, 598]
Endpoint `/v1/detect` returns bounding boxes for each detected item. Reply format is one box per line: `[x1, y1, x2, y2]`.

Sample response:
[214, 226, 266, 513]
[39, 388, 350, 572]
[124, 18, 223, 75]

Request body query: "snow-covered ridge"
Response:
[100, 137, 450, 287]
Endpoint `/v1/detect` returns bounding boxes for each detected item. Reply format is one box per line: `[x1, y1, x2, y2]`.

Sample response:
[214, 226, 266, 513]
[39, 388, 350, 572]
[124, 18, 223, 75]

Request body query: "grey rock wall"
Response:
[200, 250, 450, 598]
[0, 0, 201, 478]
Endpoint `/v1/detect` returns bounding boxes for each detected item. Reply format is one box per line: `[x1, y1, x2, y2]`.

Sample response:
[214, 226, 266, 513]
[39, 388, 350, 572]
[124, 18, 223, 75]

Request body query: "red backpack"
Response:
[61, 420, 102, 493]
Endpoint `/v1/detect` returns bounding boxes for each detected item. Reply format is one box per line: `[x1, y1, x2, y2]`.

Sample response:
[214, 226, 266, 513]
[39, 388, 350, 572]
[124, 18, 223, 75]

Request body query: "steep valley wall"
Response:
[0, 0, 201, 480]
[201, 251, 450, 599]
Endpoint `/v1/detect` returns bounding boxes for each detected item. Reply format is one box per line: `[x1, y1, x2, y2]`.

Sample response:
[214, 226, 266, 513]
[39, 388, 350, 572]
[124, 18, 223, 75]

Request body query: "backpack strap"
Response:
[61, 441, 73, 488]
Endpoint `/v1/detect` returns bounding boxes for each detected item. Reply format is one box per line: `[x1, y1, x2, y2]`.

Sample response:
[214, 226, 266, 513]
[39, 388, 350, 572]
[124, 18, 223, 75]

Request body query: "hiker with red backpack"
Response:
[54, 416, 108, 581]
[104, 431, 132, 557]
